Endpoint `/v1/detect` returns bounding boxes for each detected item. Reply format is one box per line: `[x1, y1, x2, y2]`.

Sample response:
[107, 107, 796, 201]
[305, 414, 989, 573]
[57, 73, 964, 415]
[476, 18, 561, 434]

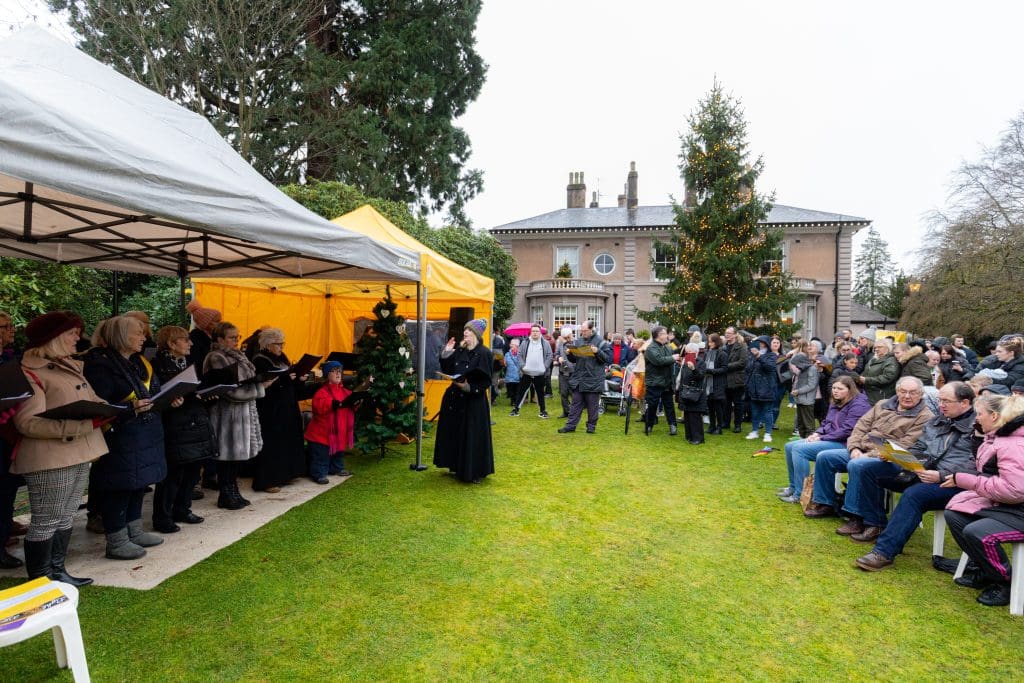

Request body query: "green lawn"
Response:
[3, 402, 1023, 681]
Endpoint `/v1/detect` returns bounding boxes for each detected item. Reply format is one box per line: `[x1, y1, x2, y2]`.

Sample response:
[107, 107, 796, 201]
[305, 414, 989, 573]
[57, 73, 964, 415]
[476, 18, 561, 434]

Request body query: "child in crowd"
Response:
[305, 360, 355, 483]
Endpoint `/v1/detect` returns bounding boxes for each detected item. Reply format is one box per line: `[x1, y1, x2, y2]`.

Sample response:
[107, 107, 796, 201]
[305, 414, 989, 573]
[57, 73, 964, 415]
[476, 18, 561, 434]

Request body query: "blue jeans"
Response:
[749, 400, 775, 433]
[309, 442, 346, 479]
[841, 458, 902, 525]
[784, 439, 845, 496]
[773, 383, 788, 426]
[872, 483, 961, 560]
[811, 448, 851, 506]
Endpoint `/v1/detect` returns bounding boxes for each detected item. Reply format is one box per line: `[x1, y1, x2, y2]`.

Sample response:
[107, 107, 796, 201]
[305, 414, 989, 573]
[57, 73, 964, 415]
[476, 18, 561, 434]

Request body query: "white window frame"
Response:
[587, 305, 604, 336]
[552, 305, 579, 330]
[530, 305, 545, 327]
[593, 252, 615, 276]
[554, 246, 581, 278]
[652, 242, 677, 281]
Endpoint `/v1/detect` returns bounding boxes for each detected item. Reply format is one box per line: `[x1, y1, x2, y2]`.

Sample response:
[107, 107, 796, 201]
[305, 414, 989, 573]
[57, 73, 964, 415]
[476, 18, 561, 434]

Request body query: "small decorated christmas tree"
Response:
[556, 261, 574, 279]
[353, 288, 418, 456]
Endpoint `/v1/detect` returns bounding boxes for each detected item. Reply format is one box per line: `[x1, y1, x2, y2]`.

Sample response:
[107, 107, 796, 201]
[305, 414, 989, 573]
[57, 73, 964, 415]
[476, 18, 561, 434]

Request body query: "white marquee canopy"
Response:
[0, 25, 419, 282]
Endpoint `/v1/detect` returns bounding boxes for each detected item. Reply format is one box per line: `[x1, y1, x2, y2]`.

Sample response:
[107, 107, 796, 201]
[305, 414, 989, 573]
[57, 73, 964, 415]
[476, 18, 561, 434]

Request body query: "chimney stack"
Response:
[589, 191, 599, 208]
[617, 183, 626, 208]
[626, 161, 638, 209]
[566, 171, 586, 209]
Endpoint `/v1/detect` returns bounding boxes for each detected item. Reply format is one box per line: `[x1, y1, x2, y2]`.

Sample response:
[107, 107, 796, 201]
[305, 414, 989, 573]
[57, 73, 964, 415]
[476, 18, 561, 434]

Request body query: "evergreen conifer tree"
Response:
[852, 226, 895, 311]
[353, 289, 418, 456]
[640, 82, 799, 333]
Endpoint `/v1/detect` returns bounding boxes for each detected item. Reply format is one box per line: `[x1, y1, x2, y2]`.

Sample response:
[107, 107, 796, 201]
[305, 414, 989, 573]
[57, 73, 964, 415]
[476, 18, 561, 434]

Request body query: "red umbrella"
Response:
[504, 322, 546, 337]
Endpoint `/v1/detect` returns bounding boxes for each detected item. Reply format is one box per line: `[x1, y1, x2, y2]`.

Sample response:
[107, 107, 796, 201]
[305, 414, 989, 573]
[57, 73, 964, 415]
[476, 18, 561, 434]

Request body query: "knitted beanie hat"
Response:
[25, 311, 84, 349]
[186, 299, 222, 331]
[464, 318, 487, 341]
[321, 360, 343, 375]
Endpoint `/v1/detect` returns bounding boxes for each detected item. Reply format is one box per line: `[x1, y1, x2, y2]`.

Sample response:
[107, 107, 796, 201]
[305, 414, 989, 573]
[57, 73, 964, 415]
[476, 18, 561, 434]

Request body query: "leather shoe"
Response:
[174, 512, 205, 525]
[835, 519, 865, 536]
[954, 569, 989, 589]
[803, 503, 836, 519]
[732, 426, 743, 433]
[0, 549, 23, 569]
[977, 583, 1011, 606]
[669, 424, 678, 436]
[558, 427, 575, 433]
[851, 526, 883, 543]
[153, 522, 181, 534]
[855, 551, 893, 571]
[586, 427, 596, 434]
[644, 423, 652, 435]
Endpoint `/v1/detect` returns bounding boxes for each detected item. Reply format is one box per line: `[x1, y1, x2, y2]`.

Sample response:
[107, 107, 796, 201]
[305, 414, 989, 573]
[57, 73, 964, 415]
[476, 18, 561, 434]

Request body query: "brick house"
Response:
[489, 163, 871, 339]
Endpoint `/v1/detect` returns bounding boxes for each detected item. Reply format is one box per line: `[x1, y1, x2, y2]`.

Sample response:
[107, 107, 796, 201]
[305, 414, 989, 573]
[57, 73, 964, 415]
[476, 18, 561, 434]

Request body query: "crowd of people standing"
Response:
[0, 303, 360, 585]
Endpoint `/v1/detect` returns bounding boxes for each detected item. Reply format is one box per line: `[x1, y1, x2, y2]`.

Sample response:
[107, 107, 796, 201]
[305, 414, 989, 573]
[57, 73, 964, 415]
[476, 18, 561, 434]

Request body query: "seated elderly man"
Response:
[805, 376, 934, 519]
[850, 382, 977, 569]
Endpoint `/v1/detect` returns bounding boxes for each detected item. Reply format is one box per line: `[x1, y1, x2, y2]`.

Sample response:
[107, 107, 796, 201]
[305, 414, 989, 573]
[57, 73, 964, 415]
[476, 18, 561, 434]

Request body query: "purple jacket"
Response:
[815, 392, 871, 445]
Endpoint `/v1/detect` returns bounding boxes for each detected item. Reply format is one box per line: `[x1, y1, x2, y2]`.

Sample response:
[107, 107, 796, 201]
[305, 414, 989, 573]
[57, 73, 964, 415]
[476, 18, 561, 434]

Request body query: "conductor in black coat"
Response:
[433, 318, 495, 483]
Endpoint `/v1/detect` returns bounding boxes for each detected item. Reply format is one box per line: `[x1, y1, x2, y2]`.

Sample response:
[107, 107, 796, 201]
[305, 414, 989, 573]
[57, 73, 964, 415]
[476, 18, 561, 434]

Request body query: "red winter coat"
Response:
[304, 383, 355, 453]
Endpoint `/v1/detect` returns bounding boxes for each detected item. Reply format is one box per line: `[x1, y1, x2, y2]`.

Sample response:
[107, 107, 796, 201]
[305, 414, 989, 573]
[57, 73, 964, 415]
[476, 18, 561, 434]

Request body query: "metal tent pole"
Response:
[411, 282, 428, 471]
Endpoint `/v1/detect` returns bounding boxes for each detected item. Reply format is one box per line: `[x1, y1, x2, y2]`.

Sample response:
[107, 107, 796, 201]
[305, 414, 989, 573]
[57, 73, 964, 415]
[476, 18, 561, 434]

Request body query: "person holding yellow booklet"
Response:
[852, 382, 978, 570]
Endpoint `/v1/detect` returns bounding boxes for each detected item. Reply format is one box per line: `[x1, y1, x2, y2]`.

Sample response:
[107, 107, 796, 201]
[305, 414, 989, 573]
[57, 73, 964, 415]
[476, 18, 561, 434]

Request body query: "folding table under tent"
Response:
[0, 26, 445, 464]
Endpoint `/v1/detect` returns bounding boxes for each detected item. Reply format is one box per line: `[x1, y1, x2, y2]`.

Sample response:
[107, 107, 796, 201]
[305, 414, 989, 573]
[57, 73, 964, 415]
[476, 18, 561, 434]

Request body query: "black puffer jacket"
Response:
[153, 350, 217, 465]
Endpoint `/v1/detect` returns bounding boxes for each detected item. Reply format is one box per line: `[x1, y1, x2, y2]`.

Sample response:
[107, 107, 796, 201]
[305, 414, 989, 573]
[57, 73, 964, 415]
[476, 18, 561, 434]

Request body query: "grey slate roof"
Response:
[490, 204, 870, 233]
[849, 301, 898, 324]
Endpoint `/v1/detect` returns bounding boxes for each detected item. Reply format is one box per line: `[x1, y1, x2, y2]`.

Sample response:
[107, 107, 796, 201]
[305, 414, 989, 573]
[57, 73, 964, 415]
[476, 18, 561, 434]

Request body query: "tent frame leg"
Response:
[410, 282, 428, 472]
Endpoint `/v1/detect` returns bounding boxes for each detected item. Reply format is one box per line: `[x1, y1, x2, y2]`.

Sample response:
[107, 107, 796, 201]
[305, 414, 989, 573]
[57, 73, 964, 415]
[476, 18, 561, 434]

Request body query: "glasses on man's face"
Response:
[938, 398, 963, 405]
[896, 390, 922, 397]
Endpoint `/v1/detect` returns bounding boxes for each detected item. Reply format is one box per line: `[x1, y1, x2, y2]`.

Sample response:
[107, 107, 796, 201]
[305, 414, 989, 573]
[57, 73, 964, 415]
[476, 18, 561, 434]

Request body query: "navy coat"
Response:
[84, 349, 167, 492]
[746, 339, 779, 402]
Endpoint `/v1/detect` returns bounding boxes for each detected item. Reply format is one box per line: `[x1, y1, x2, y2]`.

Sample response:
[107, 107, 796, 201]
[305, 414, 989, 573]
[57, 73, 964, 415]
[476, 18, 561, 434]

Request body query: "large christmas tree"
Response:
[640, 82, 800, 334]
[353, 289, 418, 456]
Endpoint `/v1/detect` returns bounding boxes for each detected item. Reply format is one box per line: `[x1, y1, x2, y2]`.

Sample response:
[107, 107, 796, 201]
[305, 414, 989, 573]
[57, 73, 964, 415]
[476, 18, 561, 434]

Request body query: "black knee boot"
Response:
[23, 537, 52, 580]
[49, 527, 93, 586]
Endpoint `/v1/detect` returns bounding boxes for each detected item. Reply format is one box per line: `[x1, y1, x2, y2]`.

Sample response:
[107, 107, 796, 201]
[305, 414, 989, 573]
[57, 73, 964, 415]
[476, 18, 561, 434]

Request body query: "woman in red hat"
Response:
[11, 311, 108, 585]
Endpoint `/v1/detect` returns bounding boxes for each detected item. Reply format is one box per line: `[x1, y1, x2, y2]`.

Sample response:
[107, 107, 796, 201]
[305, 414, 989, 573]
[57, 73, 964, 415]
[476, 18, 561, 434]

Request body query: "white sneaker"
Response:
[763, 433, 773, 443]
[745, 431, 760, 440]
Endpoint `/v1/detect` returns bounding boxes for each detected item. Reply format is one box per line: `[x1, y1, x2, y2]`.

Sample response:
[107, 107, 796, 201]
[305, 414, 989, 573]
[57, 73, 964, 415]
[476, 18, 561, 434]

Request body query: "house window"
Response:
[530, 305, 545, 327]
[804, 302, 816, 339]
[555, 246, 580, 278]
[593, 253, 615, 276]
[652, 243, 676, 280]
[587, 305, 603, 336]
[761, 241, 788, 276]
[552, 305, 578, 330]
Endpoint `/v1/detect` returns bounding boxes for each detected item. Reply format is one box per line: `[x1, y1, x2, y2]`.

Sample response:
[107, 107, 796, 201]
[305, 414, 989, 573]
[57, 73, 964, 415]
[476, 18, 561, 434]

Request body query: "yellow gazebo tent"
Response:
[192, 205, 495, 425]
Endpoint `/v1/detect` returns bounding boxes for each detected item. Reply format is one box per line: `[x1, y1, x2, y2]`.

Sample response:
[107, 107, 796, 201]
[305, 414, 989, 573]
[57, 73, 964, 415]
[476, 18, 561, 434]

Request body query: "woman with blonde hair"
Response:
[943, 392, 1024, 607]
[85, 315, 177, 560]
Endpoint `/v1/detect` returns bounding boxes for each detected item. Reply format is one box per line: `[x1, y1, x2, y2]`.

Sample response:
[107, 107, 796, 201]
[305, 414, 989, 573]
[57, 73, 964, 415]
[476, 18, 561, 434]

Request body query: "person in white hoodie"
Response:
[511, 324, 553, 418]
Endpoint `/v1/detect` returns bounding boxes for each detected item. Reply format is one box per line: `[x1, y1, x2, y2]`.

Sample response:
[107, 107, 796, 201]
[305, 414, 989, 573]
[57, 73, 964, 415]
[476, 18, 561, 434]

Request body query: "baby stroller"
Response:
[620, 364, 644, 434]
[598, 364, 625, 415]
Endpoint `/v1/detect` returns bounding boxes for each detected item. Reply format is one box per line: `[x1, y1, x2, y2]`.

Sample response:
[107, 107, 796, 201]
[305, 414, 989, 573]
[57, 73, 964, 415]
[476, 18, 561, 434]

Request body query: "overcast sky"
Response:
[4, 1, 1023, 270]
[457, 1, 1024, 269]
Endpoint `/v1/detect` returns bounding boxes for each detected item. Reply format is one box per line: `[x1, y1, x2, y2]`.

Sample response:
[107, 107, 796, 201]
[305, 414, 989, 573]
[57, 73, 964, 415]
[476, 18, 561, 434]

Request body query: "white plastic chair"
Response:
[931, 509, 947, 556]
[0, 579, 90, 682]
[952, 542, 1024, 617]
